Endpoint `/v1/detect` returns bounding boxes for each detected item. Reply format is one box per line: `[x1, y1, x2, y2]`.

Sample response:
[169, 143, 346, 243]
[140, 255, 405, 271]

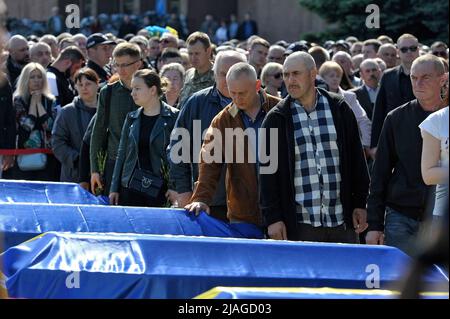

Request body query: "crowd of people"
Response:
[0, 11, 448, 259]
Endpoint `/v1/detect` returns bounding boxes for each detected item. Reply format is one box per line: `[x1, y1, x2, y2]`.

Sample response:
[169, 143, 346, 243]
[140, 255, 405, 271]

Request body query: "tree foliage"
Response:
[299, 0, 449, 44]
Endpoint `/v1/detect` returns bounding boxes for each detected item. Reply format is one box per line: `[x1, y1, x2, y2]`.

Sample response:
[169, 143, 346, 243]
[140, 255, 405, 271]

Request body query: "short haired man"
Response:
[178, 32, 215, 107]
[370, 34, 419, 153]
[40, 34, 59, 60]
[362, 39, 382, 59]
[350, 42, 363, 56]
[4, 35, 30, 87]
[30, 42, 52, 68]
[160, 32, 178, 51]
[430, 41, 448, 60]
[47, 46, 85, 109]
[377, 43, 398, 69]
[259, 52, 370, 242]
[267, 45, 286, 65]
[86, 33, 116, 84]
[90, 43, 143, 195]
[377, 35, 394, 44]
[308, 46, 330, 70]
[366, 55, 447, 256]
[247, 38, 270, 77]
[167, 50, 247, 220]
[185, 63, 280, 232]
[350, 59, 382, 120]
[157, 48, 183, 71]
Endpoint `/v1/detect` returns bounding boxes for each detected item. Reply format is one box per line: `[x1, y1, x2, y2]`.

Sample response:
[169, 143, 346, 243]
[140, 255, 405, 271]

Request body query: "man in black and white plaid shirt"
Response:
[260, 52, 370, 243]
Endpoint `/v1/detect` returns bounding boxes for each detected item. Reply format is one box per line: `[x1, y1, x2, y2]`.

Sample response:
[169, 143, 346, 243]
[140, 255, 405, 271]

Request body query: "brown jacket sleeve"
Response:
[190, 114, 225, 204]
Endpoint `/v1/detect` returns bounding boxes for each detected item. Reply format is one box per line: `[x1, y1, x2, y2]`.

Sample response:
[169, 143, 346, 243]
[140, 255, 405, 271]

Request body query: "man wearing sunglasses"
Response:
[370, 34, 419, 158]
[430, 41, 448, 60]
[90, 43, 143, 195]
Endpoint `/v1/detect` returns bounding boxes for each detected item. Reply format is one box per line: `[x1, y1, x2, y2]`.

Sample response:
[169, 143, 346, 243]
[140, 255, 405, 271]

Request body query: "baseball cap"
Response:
[86, 33, 116, 49]
[285, 41, 309, 55]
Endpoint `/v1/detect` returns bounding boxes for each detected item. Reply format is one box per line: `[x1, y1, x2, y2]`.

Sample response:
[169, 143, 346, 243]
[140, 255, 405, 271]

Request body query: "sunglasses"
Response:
[399, 46, 418, 53]
[272, 73, 282, 79]
[433, 51, 447, 57]
[161, 39, 173, 44]
[112, 59, 141, 69]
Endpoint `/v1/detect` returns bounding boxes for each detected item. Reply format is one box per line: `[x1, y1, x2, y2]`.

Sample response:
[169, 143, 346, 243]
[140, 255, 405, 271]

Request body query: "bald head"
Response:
[8, 35, 30, 64]
[285, 51, 316, 71]
[213, 50, 248, 97]
[226, 62, 257, 83]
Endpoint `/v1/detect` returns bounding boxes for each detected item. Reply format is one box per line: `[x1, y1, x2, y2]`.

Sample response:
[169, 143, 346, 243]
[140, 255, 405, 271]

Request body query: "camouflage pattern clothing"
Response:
[178, 67, 215, 108]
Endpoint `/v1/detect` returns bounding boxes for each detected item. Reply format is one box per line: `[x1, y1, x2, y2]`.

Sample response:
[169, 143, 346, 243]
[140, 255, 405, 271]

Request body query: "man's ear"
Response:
[206, 46, 212, 58]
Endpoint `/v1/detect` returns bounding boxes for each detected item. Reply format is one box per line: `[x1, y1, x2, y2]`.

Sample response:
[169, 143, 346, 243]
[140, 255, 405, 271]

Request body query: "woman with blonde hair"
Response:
[11, 62, 60, 181]
[261, 62, 283, 97]
[319, 61, 372, 150]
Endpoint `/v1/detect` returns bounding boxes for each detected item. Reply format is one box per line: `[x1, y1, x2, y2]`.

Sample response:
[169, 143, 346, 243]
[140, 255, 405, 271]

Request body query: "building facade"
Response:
[4, 0, 328, 43]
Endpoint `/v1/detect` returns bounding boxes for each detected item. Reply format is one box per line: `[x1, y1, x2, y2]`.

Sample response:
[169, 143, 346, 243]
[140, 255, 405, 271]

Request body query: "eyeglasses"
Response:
[112, 59, 141, 69]
[161, 39, 173, 44]
[433, 51, 447, 57]
[399, 46, 418, 53]
[272, 73, 282, 79]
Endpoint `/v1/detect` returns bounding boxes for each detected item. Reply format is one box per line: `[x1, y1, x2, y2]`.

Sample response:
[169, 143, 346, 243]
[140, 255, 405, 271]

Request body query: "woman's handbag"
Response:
[17, 152, 47, 171]
[128, 168, 164, 199]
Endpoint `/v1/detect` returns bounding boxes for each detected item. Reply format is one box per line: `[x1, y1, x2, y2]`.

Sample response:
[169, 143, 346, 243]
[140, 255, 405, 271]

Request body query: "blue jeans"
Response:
[384, 207, 422, 257]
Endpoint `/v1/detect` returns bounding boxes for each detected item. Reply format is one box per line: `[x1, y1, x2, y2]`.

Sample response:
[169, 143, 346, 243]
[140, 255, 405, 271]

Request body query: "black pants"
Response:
[209, 205, 228, 222]
[293, 223, 359, 244]
[5, 154, 60, 182]
[102, 159, 116, 195]
[120, 186, 166, 208]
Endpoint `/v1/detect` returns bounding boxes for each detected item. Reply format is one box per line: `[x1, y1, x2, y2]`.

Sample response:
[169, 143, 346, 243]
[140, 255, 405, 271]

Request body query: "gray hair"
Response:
[213, 50, 247, 75]
[261, 62, 283, 86]
[360, 58, 380, 71]
[285, 51, 317, 71]
[159, 62, 186, 82]
[30, 42, 51, 57]
[374, 58, 387, 72]
[332, 51, 352, 62]
[412, 54, 446, 75]
[226, 62, 257, 83]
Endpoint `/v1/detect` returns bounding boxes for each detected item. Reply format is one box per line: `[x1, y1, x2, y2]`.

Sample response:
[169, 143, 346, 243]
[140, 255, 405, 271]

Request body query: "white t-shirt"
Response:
[419, 106, 449, 217]
[419, 106, 449, 168]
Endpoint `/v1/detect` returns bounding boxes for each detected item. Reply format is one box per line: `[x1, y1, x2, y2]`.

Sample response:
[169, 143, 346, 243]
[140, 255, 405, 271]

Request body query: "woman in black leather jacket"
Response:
[109, 69, 179, 207]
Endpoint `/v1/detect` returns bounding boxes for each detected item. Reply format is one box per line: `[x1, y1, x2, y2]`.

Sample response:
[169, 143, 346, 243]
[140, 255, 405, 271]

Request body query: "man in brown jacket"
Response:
[185, 62, 280, 226]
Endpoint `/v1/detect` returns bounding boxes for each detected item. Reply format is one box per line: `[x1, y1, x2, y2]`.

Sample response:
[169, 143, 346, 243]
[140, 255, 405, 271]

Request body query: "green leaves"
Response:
[299, 0, 448, 44]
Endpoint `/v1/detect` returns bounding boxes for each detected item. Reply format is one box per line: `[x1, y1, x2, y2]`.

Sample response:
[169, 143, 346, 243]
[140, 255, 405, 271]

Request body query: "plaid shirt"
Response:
[291, 90, 344, 227]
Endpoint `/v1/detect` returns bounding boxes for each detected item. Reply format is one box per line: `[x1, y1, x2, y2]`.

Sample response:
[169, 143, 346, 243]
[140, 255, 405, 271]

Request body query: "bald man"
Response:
[259, 52, 370, 243]
[185, 63, 280, 233]
[5, 35, 30, 87]
[167, 50, 248, 220]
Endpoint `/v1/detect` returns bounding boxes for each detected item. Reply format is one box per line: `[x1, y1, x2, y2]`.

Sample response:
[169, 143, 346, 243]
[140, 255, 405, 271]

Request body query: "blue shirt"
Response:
[239, 107, 266, 173]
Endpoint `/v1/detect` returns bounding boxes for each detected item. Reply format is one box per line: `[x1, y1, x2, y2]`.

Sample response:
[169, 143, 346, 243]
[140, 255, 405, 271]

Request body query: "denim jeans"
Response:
[384, 207, 423, 257]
